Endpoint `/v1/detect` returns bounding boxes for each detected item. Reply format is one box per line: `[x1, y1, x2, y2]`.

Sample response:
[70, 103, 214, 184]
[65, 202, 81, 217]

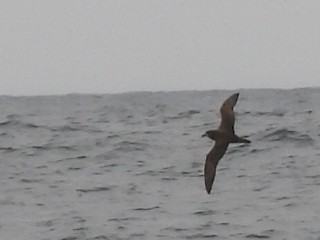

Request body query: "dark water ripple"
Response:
[193, 209, 216, 215]
[246, 234, 270, 239]
[133, 206, 160, 211]
[1, 89, 320, 239]
[167, 110, 201, 120]
[263, 128, 314, 144]
[77, 186, 116, 193]
[241, 110, 286, 117]
[113, 140, 149, 152]
[185, 233, 219, 239]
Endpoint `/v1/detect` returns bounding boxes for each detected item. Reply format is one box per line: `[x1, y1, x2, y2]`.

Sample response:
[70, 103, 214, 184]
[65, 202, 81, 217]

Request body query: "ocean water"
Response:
[0, 88, 320, 240]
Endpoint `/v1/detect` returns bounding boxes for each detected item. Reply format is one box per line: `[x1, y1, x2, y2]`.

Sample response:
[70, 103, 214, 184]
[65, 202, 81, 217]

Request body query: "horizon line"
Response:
[0, 86, 319, 98]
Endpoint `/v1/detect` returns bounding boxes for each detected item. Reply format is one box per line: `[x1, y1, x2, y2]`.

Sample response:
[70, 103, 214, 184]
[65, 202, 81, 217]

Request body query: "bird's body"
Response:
[203, 93, 250, 194]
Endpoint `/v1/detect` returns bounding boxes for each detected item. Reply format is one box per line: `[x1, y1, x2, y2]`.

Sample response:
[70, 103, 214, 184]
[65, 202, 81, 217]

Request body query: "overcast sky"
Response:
[1, 1, 320, 95]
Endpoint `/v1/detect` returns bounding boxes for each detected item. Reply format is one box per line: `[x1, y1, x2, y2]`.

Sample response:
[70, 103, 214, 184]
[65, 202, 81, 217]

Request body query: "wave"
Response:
[28, 144, 78, 153]
[167, 110, 201, 120]
[133, 206, 160, 211]
[77, 186, 116, 193]
[113, 140, 149, 152]
[0, 147, 18, 153]
[241, 110, 286, 117]
[262, 128, 314, 144]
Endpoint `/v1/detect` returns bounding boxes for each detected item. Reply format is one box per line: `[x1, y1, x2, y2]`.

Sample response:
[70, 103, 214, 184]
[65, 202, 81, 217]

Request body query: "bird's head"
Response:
[202, 130, 218, 141]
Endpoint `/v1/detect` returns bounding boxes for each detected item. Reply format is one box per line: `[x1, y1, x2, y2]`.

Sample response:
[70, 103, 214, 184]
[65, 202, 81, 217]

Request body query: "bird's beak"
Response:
[202, 133, 207, 138]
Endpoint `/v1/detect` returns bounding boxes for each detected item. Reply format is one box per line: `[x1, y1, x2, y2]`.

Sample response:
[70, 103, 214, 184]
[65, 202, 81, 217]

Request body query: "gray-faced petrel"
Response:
[202, 93, 250, 194]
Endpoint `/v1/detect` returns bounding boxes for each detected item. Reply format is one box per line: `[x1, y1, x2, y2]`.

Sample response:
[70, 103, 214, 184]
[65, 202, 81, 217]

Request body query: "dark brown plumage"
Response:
[203, 93, 250, 194]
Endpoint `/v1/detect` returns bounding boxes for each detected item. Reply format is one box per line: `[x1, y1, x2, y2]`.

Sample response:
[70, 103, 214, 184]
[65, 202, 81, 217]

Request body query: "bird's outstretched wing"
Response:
[218, 93, 239, 133]
[204, 140, 229, 194]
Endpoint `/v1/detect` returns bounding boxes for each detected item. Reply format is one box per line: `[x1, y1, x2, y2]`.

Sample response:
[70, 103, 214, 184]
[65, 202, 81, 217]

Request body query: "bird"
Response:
[202, 93, 250, 194]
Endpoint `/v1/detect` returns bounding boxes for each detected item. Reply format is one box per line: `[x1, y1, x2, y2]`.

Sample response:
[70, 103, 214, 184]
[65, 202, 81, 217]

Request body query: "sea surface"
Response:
[1, 88, 320, 240]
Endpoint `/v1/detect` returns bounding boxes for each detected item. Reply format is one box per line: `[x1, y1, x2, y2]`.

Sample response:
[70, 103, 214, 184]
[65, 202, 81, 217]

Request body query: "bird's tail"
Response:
[233, 136, 251, 143]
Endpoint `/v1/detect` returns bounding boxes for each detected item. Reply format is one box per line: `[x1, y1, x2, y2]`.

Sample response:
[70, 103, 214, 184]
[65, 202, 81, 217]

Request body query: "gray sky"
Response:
[1, 1, 320, 95]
